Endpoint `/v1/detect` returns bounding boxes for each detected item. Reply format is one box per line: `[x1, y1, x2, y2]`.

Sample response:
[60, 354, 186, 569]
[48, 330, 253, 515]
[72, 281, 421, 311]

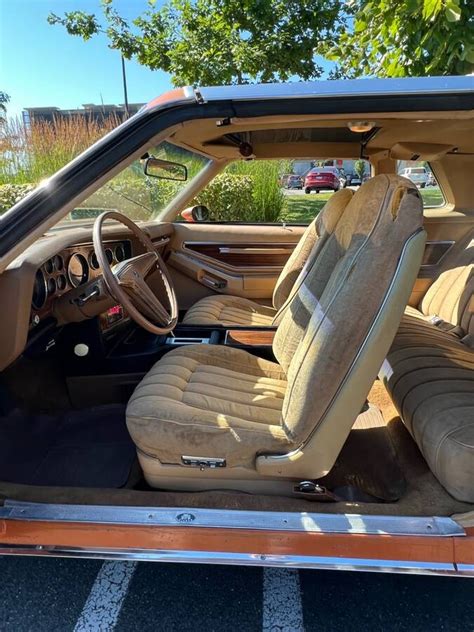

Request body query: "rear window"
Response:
[398, 161, 445, 208]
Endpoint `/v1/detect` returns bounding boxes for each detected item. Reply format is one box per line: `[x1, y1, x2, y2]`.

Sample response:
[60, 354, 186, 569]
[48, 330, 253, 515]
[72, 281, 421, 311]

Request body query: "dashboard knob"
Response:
[74, 343, 89, 357]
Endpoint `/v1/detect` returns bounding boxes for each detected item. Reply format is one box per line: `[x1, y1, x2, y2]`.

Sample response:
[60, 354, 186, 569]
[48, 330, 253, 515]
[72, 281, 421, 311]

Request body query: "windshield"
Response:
[60, 141, 210, 224]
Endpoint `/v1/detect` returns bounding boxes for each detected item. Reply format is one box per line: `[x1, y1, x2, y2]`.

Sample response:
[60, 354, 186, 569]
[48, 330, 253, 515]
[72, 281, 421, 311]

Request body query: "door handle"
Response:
[202, 276, 227, 290]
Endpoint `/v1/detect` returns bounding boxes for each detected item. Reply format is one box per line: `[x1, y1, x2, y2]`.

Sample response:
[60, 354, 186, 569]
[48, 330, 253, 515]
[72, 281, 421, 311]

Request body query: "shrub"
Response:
[78, 172, 182, 221]
[194, 173, 255, 221]
[0, 183, 35, 214]
[195, 160, 286, 222]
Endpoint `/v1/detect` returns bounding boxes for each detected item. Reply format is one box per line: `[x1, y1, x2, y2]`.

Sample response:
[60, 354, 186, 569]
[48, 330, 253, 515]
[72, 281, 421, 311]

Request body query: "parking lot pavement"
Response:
[1, 557, 473, 631]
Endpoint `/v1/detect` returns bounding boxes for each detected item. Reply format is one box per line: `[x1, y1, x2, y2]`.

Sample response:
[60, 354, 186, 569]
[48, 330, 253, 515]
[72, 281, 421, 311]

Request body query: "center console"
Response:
[64, 320, 277, 407]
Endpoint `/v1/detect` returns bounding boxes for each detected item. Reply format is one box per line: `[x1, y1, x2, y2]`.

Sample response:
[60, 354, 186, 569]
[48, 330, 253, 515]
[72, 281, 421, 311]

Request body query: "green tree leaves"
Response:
[328, 0, 473, 78]
[47, 0, 474, 84]
[48, 0, 344, 85]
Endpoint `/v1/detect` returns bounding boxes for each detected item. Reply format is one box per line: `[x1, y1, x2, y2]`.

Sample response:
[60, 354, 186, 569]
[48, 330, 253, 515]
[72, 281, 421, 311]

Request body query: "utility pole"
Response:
[121, 55, 129, 117]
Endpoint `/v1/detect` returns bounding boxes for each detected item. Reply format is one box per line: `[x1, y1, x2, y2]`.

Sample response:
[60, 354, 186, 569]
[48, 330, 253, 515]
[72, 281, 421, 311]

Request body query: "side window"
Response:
[397, 161, 445, 208]
[189, 158, 370, 225]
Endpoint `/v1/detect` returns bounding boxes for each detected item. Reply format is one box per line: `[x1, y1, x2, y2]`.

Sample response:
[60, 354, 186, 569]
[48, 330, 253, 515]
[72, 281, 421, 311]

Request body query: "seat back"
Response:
[272, 188, 354, 310]
[272, 175, 425, 450]
[419, 229, 474, 336]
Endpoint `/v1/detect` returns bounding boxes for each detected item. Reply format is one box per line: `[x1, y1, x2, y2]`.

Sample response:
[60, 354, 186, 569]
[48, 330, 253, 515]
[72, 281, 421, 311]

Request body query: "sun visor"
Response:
[390, 142, 455, 161]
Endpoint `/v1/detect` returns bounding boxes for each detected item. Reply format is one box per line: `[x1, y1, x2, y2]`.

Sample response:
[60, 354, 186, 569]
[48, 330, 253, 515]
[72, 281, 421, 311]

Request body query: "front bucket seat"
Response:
[182, 188, 354, 327]
[126, 175, 425, 492]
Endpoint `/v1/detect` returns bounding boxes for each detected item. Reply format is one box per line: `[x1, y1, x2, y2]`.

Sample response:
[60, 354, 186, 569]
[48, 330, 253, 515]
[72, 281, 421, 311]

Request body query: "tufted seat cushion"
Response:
[180, 295, 276, 326]
[127, 344, 291, 468]
[382, 230, 474, 502]
[182, 188, 354, 327]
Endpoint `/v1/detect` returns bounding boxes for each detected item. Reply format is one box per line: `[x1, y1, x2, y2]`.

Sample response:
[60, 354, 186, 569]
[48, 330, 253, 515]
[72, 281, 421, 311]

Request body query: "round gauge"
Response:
[105, 248, 114, 265]
[44, 258, 54, 274]
[32, 269, 47, 309]
[57, 274, 67, 291]
[67, 253, 89, 287]
[114, 244, 125, 262]
[47, 277, 57, 295]
[53, 254, 64, 271]
[89, 251, 100, 270]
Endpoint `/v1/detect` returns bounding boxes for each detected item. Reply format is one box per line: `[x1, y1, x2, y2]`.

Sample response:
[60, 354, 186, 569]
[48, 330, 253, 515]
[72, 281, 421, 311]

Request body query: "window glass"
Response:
[186, 158, 370, 225]
[61, 141, 210, 224]
[397, 161, 445, 208]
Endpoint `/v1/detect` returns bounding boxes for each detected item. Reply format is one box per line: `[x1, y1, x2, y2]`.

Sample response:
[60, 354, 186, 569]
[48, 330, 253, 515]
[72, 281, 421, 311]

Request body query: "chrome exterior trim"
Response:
[0, 500, 465, 537]
[198, 76, 474, 103]
[0, 545, 470, 577]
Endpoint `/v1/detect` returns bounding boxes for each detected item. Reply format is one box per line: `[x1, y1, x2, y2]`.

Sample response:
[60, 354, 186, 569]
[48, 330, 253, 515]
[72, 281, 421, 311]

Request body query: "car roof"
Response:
[194, 76, 473, 104]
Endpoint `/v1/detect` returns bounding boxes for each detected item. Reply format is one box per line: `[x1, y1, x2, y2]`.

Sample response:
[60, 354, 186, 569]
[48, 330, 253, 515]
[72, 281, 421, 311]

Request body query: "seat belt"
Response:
[428, 315, 463, 337]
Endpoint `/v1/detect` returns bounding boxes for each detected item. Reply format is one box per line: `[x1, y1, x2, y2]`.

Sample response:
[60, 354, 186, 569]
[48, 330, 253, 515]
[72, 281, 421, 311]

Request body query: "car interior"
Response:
[0, 108, 473, 519]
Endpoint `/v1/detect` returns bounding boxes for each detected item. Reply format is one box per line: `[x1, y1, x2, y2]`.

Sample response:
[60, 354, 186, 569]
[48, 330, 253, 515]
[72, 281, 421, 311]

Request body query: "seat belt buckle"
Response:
[293, 481, 340, 502]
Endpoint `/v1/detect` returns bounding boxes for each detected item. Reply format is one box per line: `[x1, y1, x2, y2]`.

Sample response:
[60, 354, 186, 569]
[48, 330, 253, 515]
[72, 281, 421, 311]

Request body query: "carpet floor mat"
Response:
[0, 404, 136, 488]
[317, 405, 407, 502]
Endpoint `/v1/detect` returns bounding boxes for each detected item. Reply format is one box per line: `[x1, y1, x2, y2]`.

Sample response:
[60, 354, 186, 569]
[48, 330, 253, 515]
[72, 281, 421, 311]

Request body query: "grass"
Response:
[281, 191, 332, 223]
[281, 186, 445, 224]
[0, 115, 122, 186]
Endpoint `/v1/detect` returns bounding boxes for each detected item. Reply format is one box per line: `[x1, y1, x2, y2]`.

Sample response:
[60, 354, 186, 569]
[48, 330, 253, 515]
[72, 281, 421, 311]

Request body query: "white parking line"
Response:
[262, 567, 304, 631]
[74, 560, 137, 631]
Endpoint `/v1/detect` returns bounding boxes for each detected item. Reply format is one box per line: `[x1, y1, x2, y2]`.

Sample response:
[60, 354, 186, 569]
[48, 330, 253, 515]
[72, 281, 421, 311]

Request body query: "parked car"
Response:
[427, 171, 437, 186]
[399, 166, 429, 188]
[304, 167, 341, 193]
[346, 172, 362, 187]
[0, 76, 473, 577]
[285, 174, 304, 189]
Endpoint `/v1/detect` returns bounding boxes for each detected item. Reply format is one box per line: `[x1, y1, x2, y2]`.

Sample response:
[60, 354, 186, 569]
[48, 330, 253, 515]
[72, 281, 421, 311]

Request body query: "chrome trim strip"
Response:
[457, 564, 474, 575]
[219, 247, 294, 255]
[0, 545, 468, 577]
[198, 76, 474, 102]
[0, 500, 465, 537]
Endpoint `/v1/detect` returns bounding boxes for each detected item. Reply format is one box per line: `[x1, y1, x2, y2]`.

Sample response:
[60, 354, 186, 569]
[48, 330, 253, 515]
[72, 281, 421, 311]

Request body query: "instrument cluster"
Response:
[31, 241, 130, 320]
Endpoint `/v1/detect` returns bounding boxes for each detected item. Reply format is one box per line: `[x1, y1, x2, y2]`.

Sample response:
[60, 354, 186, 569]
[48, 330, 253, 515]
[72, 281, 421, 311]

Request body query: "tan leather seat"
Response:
[127, 175, 425, 491]
[182, 188, 354, 326]
[381, 230, 474, 502]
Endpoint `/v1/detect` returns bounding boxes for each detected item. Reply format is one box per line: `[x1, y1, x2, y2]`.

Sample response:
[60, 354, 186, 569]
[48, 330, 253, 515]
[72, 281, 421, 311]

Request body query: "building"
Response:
[22, 103, 144, 127]
[293, 158, 370, 176]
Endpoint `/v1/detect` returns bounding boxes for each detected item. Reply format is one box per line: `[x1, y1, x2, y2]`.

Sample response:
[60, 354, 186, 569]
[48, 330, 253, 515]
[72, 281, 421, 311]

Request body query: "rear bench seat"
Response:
[380, 230, 474, 502]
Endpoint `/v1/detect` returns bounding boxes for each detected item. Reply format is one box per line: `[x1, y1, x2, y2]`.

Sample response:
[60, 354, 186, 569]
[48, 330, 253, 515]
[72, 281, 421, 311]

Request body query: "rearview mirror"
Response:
[144, 156, 187, 181]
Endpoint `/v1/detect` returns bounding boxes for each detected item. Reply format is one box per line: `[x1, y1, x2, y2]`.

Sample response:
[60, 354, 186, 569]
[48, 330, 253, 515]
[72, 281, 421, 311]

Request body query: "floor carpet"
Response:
[0, 404, 135, 488]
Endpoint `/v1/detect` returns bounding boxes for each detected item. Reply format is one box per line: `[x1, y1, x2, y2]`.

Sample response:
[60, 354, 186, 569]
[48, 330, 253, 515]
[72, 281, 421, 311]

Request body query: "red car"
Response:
[304, 167, 341, 193]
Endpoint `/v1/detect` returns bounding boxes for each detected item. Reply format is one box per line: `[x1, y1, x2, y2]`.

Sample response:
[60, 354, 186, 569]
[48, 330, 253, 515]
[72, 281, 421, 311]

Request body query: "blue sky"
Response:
[0, 0, 173, 118]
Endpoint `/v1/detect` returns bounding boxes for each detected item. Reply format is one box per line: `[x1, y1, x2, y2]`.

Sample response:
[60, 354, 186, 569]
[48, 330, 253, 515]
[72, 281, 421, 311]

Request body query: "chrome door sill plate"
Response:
[0, 500, 464, 537]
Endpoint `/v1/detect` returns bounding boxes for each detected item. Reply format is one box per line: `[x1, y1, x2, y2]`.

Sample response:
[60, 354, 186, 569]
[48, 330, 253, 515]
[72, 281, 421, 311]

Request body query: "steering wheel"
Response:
[93, 211, 178, 335]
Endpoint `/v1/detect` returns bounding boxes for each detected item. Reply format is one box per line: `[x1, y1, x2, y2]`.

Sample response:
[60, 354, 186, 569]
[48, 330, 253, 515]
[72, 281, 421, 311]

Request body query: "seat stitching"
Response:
[434, 420, 474, 477]
[128, 414, 289, 438]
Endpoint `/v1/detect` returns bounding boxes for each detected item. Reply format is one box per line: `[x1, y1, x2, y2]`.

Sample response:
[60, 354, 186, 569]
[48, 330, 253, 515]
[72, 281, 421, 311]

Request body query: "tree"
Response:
[326, 0, 474, 78]
[354, 159, 366, 178]
[0, 92, 10, 123]
[48, 0, 344, 86]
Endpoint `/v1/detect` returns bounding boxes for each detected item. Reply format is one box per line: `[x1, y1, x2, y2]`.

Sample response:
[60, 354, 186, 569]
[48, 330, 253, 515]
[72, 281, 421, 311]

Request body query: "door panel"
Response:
[408, 211, 474, 307]
[167, 223, 305, 308]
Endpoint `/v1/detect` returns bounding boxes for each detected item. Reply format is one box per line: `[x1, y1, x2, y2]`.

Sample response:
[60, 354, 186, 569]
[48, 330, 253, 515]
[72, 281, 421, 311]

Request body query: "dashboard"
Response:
[30, 240, 132, 329]
[0, 220, 173, 372]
